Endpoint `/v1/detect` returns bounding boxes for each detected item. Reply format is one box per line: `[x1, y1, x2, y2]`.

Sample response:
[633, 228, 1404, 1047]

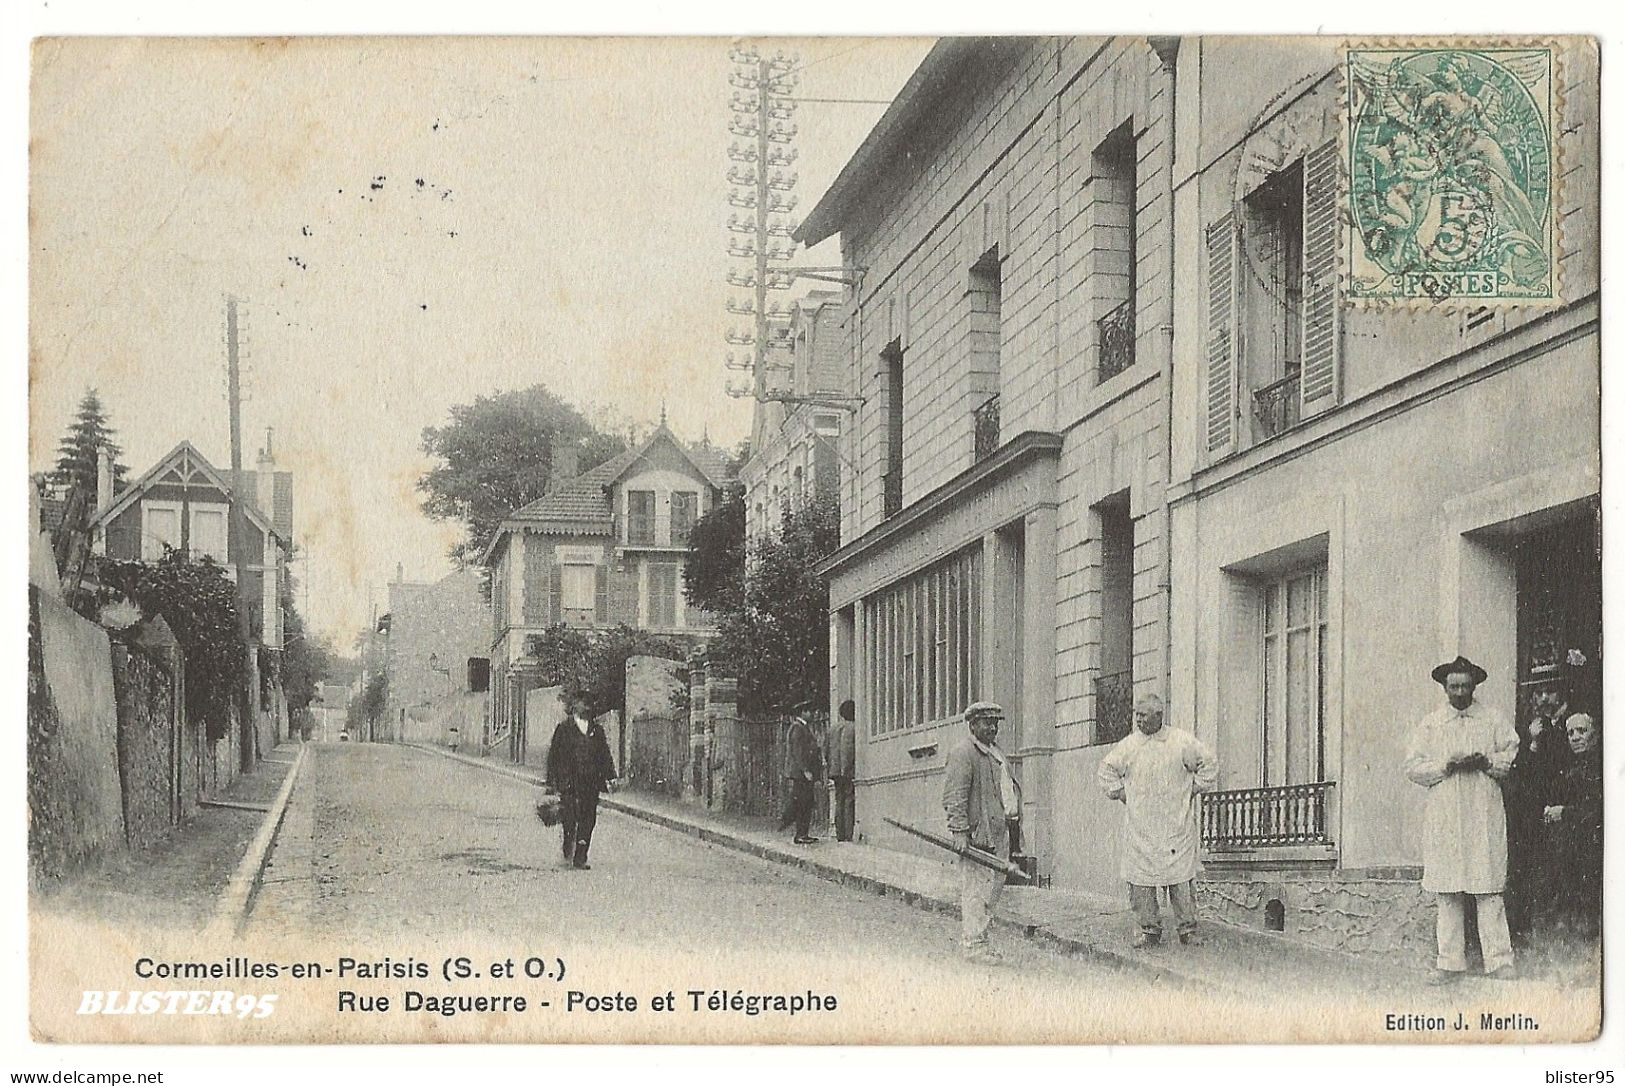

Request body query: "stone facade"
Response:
[804, 37, 1177, 891]
[383, 568, 490, 744]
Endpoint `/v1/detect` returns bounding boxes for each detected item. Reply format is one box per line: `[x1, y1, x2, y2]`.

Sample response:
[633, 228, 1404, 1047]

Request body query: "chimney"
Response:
[256, 427, 275, 516]
[395, 562, 404, 584]
[549, 442, 579, 490]
[96, 445, 113, 511]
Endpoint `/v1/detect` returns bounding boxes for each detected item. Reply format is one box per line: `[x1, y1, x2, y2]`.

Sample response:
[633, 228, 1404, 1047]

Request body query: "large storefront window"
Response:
[864, 546, 981, 737]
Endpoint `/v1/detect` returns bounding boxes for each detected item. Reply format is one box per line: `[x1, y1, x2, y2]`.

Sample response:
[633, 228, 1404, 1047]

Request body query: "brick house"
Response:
[89, 437, 294, 649]
[802, 37, 1178, 887]
[481, 424, 733, 754]
[739, 289, 848, 540]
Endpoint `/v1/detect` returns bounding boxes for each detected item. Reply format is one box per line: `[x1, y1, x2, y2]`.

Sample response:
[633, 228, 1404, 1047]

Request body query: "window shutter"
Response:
[1205, 213, 1239, 454]
[549, 564, 562, 625]
[1300, 140, 1341, 417]
[594, 564, 608, 623]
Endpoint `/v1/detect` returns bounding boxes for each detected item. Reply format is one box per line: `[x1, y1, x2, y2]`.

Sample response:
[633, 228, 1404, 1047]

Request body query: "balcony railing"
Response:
[1098, 299, 1136, 382]
[972, 394, 1001, 463]
[1252, 368, 1302, 439]
[1093, 668, 1134, 745]
[1201, 781, 1335, 850]
[882, 470, 902, 518]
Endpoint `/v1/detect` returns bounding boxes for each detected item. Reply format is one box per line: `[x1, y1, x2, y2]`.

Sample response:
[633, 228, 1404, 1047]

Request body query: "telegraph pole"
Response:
[226, 296, 257, 771]
[724, 43, 800, 401]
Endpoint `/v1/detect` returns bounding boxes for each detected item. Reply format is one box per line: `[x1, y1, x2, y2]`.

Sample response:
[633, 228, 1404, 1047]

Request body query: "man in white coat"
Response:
[1097, 694, 1218, 948]
[1404, 655, 1520, 983]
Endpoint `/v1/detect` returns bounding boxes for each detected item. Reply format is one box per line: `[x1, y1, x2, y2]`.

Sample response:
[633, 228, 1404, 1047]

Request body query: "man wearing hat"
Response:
[545, 690, 618, 870]
[1404, 655, 1520, 982]
[781, 699, 825, 845]
[942, 701, 1022, 962]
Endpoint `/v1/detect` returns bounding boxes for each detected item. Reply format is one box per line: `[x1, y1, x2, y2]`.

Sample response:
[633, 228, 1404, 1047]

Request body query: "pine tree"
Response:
[52, 388, 129, 496]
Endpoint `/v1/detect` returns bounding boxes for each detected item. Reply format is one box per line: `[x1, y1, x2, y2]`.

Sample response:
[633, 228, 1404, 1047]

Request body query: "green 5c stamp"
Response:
[1346, 44, 1557, 305]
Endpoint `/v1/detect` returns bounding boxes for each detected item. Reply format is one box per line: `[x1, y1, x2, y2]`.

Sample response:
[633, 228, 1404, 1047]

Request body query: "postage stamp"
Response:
[1344, 44, 1559, 306]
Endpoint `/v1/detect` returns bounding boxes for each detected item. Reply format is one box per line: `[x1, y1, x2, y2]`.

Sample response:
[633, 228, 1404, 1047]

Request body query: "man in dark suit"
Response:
[827, 699, 857, 842]
[780, 699, 824, 844]
[545, 691, 617, 870]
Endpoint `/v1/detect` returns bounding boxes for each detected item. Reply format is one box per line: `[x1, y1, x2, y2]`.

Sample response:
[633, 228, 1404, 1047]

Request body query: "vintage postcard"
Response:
[24, 33, 1606, 1048]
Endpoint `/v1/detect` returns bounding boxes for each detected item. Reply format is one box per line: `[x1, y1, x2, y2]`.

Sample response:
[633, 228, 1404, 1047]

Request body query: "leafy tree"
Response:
[682, 482, 746, 616]
[418, 386, 628, 566]
[279, 599, 333, 717]
[698, 493, 840, 712]
[524, 624, 689, 717]
[346, 670, 388, 738]
[52, 388, 129, 495]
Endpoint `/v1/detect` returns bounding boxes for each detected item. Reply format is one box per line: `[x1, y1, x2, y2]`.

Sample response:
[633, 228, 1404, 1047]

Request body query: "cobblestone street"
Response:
[249, 741, 1159, 1027]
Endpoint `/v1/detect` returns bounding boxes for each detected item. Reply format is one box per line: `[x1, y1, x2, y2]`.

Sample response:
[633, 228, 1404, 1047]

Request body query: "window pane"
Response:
[1287, 574, 1312, 627]
[144, 507, 180, 560]
[191, 509, 227, 562]
[1286, 627, 1314, 783]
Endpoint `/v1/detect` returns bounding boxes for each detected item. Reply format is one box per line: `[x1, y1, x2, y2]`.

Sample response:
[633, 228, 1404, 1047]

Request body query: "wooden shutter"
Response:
[1300, 141, 1341, 417]
[549, 564, 562, 625]
[522, 537, 549, 626]
[593, 564, 608, 623]
[1205, 213, 1239, 454]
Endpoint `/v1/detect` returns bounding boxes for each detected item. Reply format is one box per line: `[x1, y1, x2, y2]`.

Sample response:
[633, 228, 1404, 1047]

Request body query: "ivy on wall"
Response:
[95, 550, 249, 741]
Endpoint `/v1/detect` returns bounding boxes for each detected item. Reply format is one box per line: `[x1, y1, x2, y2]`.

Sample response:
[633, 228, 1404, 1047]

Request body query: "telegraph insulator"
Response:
[726, 298, 755, 315]
[725, 328, 755, 346]
[728, 117, 759, 138]
[727, 241, 757, 259]
[727, 142, 758, 163]
[728, 191, 756, 210]
[726, 270, 757, 288]
[725, 379, 754, 399]
[766, 193, 797, 213]
[726, 166, 757, 187]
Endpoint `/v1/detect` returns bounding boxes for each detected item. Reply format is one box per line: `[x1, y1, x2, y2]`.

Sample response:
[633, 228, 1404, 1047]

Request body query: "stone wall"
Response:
[28, 587, 123, 877]
[1199, 872, 1434, 967]
[111, 644, 177, 852]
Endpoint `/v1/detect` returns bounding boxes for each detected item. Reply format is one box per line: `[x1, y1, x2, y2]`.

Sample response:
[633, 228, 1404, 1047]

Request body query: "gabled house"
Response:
[481, 424, 732, 747]
[89, 436, 294, 649]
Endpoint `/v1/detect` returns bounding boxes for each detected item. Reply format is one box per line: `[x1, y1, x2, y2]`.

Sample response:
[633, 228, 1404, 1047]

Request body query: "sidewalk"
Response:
[416, 744, 1433, 998]
[31, 741, 305, 932]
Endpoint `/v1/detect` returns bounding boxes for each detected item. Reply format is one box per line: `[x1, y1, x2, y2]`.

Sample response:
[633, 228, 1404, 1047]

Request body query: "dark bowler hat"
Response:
[1431, 655, 1488, 686]
[791, 698, 822, 716]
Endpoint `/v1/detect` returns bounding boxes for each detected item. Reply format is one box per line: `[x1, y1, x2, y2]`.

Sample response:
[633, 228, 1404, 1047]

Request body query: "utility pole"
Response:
[226, 296, 257, 772]
[724, 43, 800, 401]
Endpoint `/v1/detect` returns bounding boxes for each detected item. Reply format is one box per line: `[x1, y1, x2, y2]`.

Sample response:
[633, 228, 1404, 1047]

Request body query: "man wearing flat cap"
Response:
[781, 698, 825, 845]
[1404, 655, 1520, 982]
[942, 701, 1022, 962]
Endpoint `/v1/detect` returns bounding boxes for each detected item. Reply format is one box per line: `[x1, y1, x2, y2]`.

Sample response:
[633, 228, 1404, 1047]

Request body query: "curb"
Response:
[206, 743, 308, 938]
[410, 743, 1223, 992]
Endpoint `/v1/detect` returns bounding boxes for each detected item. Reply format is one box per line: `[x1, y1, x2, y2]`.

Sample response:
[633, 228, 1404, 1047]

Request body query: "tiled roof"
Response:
[506, 428, 734, 526]
[508, 446, 641, 523]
